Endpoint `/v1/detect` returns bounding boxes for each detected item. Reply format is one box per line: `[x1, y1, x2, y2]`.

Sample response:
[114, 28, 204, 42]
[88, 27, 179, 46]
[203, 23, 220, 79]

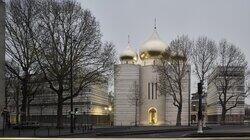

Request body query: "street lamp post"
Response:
[2, 112, 5, 136]
[70, 40, 74, 133]
[74, 108, 78, 129]
[105, 106, 112, 126]
[104, 107, 108, 125]
[197, 82, 203, 133]
[188, 68, 191, 126]
[85, 96, 91, 125]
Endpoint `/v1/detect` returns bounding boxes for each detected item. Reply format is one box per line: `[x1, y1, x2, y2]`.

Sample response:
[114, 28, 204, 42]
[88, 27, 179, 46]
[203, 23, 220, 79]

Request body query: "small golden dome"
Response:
[119, 47, 138, 62]
[119, 35, 138, 63]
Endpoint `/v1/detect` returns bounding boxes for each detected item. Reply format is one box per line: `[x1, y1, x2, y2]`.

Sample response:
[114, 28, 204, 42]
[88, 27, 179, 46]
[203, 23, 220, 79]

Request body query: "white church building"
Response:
[114, 23, 191, 126]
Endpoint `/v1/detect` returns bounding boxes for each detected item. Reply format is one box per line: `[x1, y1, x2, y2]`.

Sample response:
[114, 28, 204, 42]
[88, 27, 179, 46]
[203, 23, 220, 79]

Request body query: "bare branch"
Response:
[155, 35, 192, 126]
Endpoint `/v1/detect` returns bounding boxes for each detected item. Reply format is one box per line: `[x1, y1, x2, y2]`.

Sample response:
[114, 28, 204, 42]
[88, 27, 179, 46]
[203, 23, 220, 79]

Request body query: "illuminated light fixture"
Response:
[108, 106, 112, 111]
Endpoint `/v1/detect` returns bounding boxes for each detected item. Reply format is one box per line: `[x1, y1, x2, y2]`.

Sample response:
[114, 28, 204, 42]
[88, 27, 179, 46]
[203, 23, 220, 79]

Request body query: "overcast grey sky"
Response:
[80, 0, 250, 103]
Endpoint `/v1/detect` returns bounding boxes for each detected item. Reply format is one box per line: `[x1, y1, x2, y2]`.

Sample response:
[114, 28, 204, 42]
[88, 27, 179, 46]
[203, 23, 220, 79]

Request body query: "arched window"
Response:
[148, 108, 157, 124]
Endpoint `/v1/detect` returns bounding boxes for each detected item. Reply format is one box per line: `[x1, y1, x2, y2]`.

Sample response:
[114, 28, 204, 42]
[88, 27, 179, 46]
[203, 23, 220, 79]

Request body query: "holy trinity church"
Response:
[114, 21, 191, 126]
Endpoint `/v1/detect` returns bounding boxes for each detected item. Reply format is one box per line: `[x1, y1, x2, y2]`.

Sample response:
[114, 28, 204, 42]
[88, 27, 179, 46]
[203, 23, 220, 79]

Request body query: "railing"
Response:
[0, 124, 94, 137]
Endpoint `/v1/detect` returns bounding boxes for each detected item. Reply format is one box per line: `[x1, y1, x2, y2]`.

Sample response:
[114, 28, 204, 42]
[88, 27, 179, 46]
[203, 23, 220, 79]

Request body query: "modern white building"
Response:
[7, 84, 112, 126]
[206, 66, 245, 124]
[114, 24, 191, 126]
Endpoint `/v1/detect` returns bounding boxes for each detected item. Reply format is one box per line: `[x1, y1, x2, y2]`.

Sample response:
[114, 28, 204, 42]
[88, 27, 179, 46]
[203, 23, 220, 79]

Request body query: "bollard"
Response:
[59, 127, 61, 136]
[33, 128, 36, 136]
[2, 127, 4, 137]
[18, 127, 21, 136]
[47, 127, 50, 136]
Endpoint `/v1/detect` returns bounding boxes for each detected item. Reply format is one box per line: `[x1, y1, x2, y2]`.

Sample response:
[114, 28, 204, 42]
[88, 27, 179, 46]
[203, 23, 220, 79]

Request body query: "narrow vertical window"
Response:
[148, 83, 150, 99]
[152, 83, 154, 99]
[155, 83, 157, 99]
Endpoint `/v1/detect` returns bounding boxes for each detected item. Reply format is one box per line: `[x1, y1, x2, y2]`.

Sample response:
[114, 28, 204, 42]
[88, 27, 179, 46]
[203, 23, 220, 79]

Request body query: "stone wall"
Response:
[114, 64, 140, 126]
[139, 65, 166, 126]
[165, 66, 190, 126]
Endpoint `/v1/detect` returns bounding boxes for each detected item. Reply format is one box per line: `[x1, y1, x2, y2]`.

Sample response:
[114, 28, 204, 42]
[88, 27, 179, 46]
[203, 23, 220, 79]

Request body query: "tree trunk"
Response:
[135, 99, 138, 126]
[27, 99, 30, 121]
[176, 106, 182, 126]
[16, 89, 20, 124]
[221, 106, 226, 125]
[20, 80, 28, 123]
[57, 93, 63, 128]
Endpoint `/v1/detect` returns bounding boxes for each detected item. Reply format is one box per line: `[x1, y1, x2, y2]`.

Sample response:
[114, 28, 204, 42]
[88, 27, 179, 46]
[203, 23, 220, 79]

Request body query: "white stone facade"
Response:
[114, 63, 190, 126]
[139, 65, 166, 125]
[114, 64, 140, 126]
[114, 27, 191, 126]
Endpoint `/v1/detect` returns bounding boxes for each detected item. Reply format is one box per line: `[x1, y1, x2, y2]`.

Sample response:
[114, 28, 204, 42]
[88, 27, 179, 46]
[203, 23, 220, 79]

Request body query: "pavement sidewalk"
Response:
[94, 126, 207, 136]
[185, 125, 250, 137]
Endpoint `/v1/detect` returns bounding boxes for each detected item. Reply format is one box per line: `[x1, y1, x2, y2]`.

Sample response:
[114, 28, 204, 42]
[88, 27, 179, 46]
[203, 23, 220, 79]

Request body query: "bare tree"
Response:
[191, 36, 218, 84]
[210, 39, 248, 124]
[35, 0, 116, 128]
[5, 0, 42, 122]
[128, 81, 143, 126]
[156, 35, 192, 126]
[191, 36, 217, 130]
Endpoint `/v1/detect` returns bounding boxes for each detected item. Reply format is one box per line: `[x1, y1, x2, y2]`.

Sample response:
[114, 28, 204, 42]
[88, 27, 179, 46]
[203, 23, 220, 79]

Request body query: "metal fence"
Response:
[0, 124, 94, 137]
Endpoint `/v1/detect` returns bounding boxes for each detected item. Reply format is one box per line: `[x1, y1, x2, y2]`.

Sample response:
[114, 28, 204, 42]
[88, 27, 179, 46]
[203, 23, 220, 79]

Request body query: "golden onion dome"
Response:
[119, 36, 138, 64]
[139, 28, 168, 60]
[119, 47, 138, 61]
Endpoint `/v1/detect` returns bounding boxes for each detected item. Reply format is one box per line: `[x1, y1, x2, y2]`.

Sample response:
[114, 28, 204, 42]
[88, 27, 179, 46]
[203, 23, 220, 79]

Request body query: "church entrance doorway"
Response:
[148, 108, 157, 124]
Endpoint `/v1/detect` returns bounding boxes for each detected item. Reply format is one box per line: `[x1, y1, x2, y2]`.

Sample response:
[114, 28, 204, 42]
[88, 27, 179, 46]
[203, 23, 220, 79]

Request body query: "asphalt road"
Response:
[2, 125, 250, 138]
[66, 125, 250, 138]
[118, 130, 195, 138]
[119, 125, 250, 138]
[65, 131, 194, 138]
